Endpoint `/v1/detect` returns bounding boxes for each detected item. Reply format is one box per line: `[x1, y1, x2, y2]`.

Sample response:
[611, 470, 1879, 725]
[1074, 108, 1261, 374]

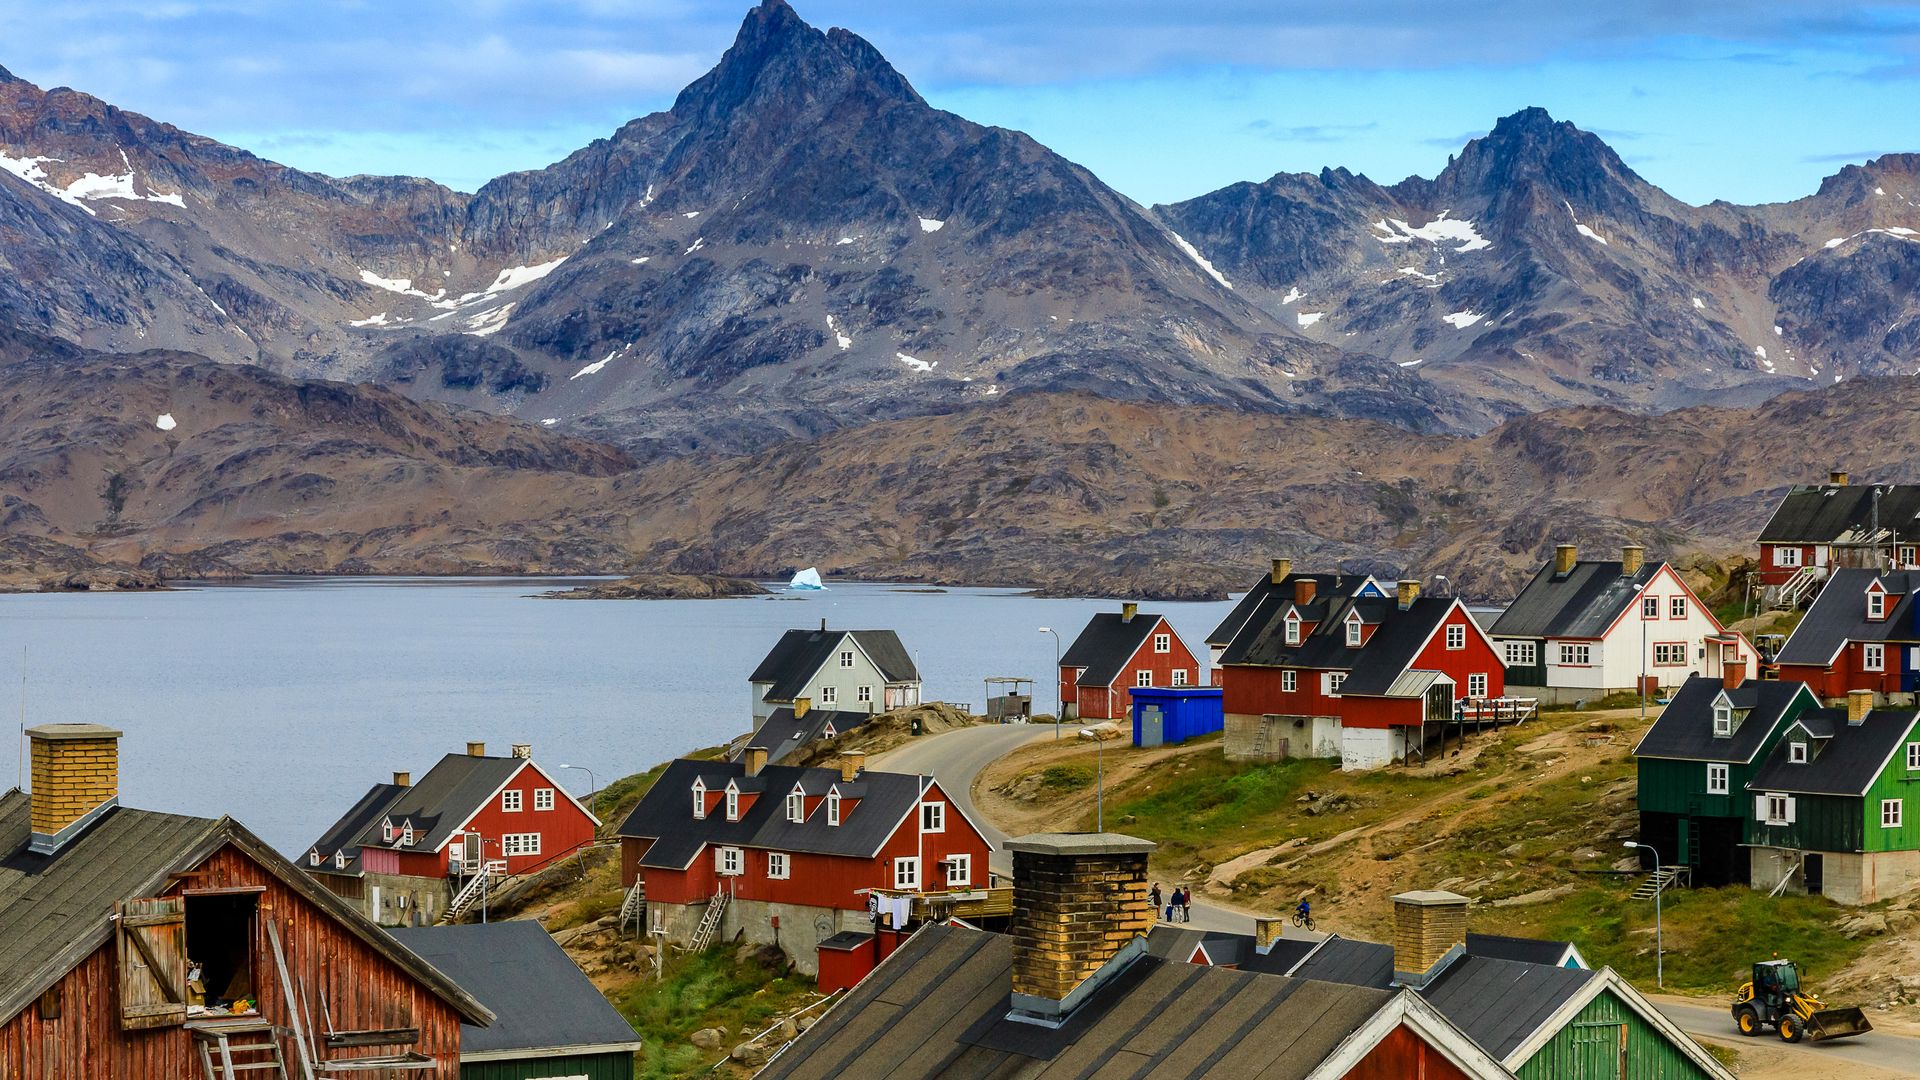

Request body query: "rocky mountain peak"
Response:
[1419, 106, 1649, 222]
[670, 0, 920, 128]
[0, 64, 18, 86]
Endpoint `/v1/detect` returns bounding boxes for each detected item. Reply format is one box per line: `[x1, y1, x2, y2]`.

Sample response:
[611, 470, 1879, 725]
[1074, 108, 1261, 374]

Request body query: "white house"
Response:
[748, 621, 921, 727]
[1489, 544, 1755, 702]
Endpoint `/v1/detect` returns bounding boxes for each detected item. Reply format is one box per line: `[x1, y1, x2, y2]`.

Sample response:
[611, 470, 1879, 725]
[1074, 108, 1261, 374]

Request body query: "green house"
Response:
[1634, 677, 1816, 886]
[1744, 691, 1920, 905]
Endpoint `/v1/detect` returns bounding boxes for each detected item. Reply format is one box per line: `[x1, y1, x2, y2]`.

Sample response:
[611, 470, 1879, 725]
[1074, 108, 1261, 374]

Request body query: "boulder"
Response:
[690, 1028, 726, 1050]
[730, 1042, 770, 1067]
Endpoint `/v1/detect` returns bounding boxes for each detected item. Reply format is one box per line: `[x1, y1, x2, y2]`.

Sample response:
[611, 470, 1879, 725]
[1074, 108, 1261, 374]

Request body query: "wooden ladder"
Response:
[618, 880, 647, 935]
[688, 889, 729, 952]
[194, 1022, 289, 1080]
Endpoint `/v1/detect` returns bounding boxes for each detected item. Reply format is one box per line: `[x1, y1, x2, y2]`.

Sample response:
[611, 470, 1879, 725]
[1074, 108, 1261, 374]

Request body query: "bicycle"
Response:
[1290, 910, 1315, 932]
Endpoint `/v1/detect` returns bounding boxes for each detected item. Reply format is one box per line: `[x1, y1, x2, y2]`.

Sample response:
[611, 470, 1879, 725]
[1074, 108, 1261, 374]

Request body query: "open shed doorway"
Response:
[186, 891, 260, 1015]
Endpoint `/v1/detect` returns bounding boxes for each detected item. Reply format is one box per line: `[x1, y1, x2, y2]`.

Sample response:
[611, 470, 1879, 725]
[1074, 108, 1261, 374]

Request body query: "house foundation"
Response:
[1749, 847, 1920, 906]
[645, 897, 873, 976]
[1224, 713, 1340, 762]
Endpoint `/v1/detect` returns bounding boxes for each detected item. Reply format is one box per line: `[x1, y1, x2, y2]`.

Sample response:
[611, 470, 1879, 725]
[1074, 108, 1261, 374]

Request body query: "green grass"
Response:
[1038, 764, 1097, 792]
[616, 946, 818, 1079]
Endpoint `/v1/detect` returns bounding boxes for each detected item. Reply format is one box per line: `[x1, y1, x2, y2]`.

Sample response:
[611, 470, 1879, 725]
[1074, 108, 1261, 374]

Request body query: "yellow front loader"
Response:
[1732, 959, 1871, 1043]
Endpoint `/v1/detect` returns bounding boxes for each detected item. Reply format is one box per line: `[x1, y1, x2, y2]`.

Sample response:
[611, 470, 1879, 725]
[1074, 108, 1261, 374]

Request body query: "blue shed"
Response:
[1130, 686, 1224, 747]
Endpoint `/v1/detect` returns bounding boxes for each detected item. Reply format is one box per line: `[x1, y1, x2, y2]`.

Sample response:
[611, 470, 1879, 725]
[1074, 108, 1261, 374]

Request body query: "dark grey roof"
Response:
[749, 628, 919, 702]
[1419, 955, 1596, 1059]
[1241, 937, 1319, 976]
[390, 922, 639, 1057]
[1464, 933, 1578, 968]
[746, 707, 877, 767]
[0, 790, 493, 1028]
[1220, 585, 1462, 700]
[1286, 936, 1395, 990]
[615, 759, 932, 869]
[1145, 924, 1252, 968]
[305, 781, 407, 877]
[1209, 572, 1386, 652]
[1060, 611, 1166, 687]
[1488, 559, 1658, 640]
[1775, 569, 1920, 666]
[1759, 483, 1920, 545]
[1338, 598, 1461, 697]
[818, 930, 873, 951]
[350, 754, 526, 855]
[1634, 678, 1814, 764]
[759, 924, 1400, 1080]
[1748, 708, 1920, 796]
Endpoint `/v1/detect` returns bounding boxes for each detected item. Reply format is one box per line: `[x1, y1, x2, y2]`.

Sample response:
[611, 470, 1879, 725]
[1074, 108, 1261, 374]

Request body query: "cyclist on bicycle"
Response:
[1295, 899, 1311, 923]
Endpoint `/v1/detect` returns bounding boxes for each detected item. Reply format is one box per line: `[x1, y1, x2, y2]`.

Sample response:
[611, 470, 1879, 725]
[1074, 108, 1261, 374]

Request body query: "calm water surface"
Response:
[0, 578, 1234, 854]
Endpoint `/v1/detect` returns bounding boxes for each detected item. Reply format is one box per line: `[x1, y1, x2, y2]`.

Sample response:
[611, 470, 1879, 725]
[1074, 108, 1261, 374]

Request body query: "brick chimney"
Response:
[1006, 833, 1156, 1023]
[1621, 544, 1645, 577]
[1722, 660, 1746, 691]
[1831, 470, 1850, 487]
[1397, 579, 1421, 610]
[1121, 602, 1139, 623]
[1848, 689, 1873, 725]
[1270, 558, 1291, 585]
[745, 747, 769, 777]
[794, 696, 811, 719]
[1294, 578, 1317, 606]
[466, 741, 486, 757]
[1391, 890, 1469, 984]
[1553, 544, 1578, 577]
[1254, 917, 1285, 952]
[393, 771, 412, 788]
[27, 724, 123, 855]
[838, 751, 865, 783]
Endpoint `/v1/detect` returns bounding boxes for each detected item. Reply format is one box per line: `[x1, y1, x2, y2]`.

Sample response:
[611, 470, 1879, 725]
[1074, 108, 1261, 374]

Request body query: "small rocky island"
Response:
[537, 573, 770, 600]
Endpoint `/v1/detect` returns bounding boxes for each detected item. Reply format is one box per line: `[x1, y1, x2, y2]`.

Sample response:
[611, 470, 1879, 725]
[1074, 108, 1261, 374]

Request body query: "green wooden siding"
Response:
[1744, 791, 1865, 851]
[461, 1050, 635, 1080]
[1863, 744, 1920, 852]
[1515, 989, 1714, 1080]
[1635, 693, 1806, 817]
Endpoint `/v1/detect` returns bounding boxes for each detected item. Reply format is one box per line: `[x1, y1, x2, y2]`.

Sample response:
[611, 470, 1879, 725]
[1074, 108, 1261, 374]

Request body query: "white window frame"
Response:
[945, 854, 972, 887]
[787, 789, 805, 822]
[1761, 793, 1794, 826]
[1669, 596, 1687, 619]
[1446, 624, 1466, 651]
[502, 789, 523, 813]
[1324, 672, 1345, 697]
[893, 856, 920, 891]
[1653, 642, 1686, 667]
[1707, 763, 1729, 795]
[1776, 546, 1802, 568]
[400, 823, 414, 846]
[1282, 670, 1297, 693]
[1713, 702, 1733, 737]
[308, 850, 321, 867]
[1883, 799, 1904, 829]
[767, 852, 791, 879]
[839, 650, 854, 668]
[1284, 612, 1301, 646]
[716, 845, 742, 876]
[1901, 546, 1917, 567]
[858, 685, 873, 704]
[1869, 590, 1886, 620]
[826, 791, 841, 826]
[1171, 668, 1189, 687]
[381, 819, 395, 843]
[1908, 743, 1920, 772]
[1559, 643, 1592, 666]
[920, 802, 945, 833]
[1346, 617, 1364, 647]
[534, 788, 555, 812]
[1641, 595, 1660, 619]
[1864, 643, 1885, 672]
[1467, 673, 1488, 698]
[503, 832, 541, 857]
[1154, 633, 1171, 654]
[1789, 741, 1808, 764]
[1504, 641, 1536, 666]
[820, 685, 837, 705]
[334, 851, 347, 870]
[692, 780, 707, 820]
[725, 786, 741, 822]
[1136, 670, 1153, 688]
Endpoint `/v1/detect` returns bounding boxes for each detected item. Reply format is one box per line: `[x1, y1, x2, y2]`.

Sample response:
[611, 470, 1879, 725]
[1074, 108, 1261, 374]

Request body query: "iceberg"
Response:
[789, 567, 826, 591]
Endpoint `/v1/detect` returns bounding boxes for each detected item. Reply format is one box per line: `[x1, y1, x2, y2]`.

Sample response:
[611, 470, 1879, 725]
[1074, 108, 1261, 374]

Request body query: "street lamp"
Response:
[1038, 628, 1062, 740]
[1624, 841, 1663, 988]
[559, 764, 599, 823]
[1641, 582, 1650, 724]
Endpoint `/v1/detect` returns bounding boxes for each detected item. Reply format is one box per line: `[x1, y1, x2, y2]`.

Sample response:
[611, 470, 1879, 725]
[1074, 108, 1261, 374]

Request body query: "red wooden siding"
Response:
[1780, 642, 1907, 698]
[444, 763, 598, 877]
[1222, 666, 1341, 718]
[1338, 695, 1423, 729]
[0, 841, 465, 1080]
[1061, 618, 1203, 721]
[1343, 1023, 1473, 1080]
[1756, 544, 1821, 586]
[1403, 606, 1504, 704]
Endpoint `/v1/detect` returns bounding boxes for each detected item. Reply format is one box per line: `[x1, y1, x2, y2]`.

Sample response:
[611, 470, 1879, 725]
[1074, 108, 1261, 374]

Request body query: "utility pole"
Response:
[1624, 841, 1663, 988]
[1038, 628, 1062, 739]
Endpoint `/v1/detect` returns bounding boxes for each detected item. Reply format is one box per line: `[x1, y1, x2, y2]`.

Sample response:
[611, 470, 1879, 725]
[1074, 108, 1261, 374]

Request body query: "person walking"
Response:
[1179, 887, 1193, 924]
[1149, 883, 1164, 921]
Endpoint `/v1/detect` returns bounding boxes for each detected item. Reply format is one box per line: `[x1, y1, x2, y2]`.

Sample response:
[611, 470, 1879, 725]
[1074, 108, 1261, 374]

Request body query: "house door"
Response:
[1805, 853, 1824, 895]
[1567, 1020, 1628, 1079]
[462, 832, 482, 874]
[1139, 705, 1164, 748]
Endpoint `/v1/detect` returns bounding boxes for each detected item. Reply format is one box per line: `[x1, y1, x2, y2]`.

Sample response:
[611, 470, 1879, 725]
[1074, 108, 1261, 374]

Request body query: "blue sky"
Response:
[1, 1, 1917, 205]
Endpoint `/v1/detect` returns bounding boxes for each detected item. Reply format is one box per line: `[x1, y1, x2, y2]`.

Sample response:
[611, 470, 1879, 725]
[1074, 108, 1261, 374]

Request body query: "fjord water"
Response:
[0, 579, 1234, 854]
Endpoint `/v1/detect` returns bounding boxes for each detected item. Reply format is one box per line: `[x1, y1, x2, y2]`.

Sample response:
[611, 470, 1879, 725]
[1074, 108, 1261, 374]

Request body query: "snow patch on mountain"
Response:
[827, 315, 852, 350]
[349, 312, 391, 328]
[464, 303, 514, 338]
[1297, 311, 1324, 327]
[1443, 311, 1485, 329]
[1281, 286, 1302, 304]
[155, 413, 177, 431]
[897, 352, 935, 372]
[918, 217, 945, 233]
[1692, 297, 1705, 310]
[1166, 231, 1234, 290]
[571, 351, 617, 379]
[1370, 212, 1490, 253]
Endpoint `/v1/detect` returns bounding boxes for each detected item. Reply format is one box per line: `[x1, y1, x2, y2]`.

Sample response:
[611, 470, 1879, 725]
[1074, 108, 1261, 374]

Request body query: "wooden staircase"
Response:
[688, 889, 729, 952]
[441, 860, 508, 923]
[1630, 866, 1684, 900]
[618, 880, 647, 935]
[193, 1021, 290, 1080]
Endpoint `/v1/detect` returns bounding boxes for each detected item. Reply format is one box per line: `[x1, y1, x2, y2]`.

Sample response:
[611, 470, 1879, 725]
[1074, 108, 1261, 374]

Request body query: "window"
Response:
[1713, 701, 1733, 737]
[334, 851, 347, 870]
[921, 802, 945, 833]
[534, 788, 555, 812]
[1865, 643, 1886, 672]
[839, 650, 854, 668]
[1446, 624, 1466, 651]
[1171, 668, 1189, 687]
[1641, 595, 1660, 619]
[1901, 546, 1917, 567]
[502, 790, 523, 813]
[692, 780, 707, 819]
[858, 685, 872, 704]
[1347, 618, 1363, 646]
[503, 832, 542, 857]
[1776, 546, 1802, 568]
[1559, 643, 1592, 666]
[1284, 612, 1301, 646]
[1282, 670, 1297, 693]
[820, 686, 837, 704]
[1136, 670, 1153, 688]
[1154, 633, 1171, 654]
[381, 819, 395, 842]
[725, 787, 740, 822]
[1467, 673, 1488, 698]
[787, 789, 805, 823]
[1760, 793, 1794, 826]
[767, 852, 790, 879]
[1789, 741, 1808, 764]
[1884, 800, 1905, 829]
[1325, 672, 1345, 697]
[1869, 590, 1886, 620]
[1669, 596, 1687, 619]
[400, 823, 414, 846]
[716, 846, 742, 876]
[1504, 641, 1536, 666]
[1707, 763, 1729, 795]
[1908, 743, 1920, 772]
[946, 854, 972, 887]
[308, 850, 321, 867]
[826, 791, 841, 826]
[1654, 643, 1686, 666]
[893, 857, 920, 891]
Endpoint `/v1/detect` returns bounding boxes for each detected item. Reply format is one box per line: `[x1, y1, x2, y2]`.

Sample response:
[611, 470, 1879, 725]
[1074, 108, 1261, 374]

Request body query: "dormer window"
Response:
[1868, 586, 1886, 621]
[1345, 614, 1363, 647]
[1789, 741, 1808, 764]
[692, 778, 707, 820]
[787, 788, 805, 823]
[1712, 699, 1733, 737]
[334, 851, 347, 870]
[725, 784, 740, 822]
[1284, 611, 1302, 646]
[381, 819, 395, 843]
[309, 849, 321, 866]
[826, 790, 841, 826]
[401, 823, 414, 846]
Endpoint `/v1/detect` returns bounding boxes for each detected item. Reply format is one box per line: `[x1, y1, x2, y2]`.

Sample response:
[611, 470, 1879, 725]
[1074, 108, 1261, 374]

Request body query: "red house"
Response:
[1774, 568, 1920, 698]
[305, 741, 599, 926]
[1755, 472, 1920, 588]
[615, 749, 992, 980]
[1215, 573, 1505, 769]
[1057, 603, 1201, 720]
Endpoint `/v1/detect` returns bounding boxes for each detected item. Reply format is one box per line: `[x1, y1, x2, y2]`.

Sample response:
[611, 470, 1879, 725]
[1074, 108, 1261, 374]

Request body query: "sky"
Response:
[1, 1, 1918, 206]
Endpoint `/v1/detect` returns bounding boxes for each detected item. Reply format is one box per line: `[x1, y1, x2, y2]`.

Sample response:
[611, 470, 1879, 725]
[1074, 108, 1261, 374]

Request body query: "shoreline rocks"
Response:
[537, 573, 770, 600]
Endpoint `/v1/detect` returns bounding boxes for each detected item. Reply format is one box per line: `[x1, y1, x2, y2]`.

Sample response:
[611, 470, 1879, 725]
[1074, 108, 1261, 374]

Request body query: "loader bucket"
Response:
[1804, 1007, 1872, 1042]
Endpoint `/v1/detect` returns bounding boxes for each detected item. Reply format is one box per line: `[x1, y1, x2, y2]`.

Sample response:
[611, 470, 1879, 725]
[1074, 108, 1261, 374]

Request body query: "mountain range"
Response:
[2, 0, 1917, 591]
